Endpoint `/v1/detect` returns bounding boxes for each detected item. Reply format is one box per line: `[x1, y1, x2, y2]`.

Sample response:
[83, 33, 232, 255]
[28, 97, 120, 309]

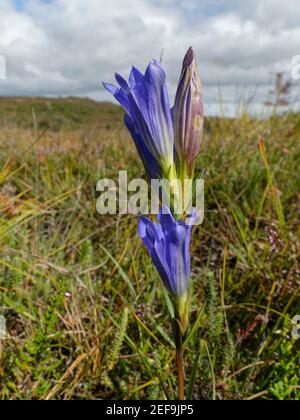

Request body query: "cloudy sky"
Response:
[0, 0, 299, 115]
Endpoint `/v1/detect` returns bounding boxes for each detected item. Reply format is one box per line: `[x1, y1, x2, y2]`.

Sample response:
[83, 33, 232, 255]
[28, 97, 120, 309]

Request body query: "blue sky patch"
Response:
[13, 0, 52, 11]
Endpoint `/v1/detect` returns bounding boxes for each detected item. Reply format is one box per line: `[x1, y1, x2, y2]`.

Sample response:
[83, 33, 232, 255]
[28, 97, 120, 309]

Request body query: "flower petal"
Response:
[158, 206, 177, 236]
[124, 114, 162, 180]
[102, 82, 131, 116]
[115, 73, 129, 90]
[129, 66, 144, 87]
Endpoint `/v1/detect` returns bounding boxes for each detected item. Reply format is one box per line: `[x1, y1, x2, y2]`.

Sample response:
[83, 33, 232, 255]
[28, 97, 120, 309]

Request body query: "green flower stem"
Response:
[173, 293, 189, 400]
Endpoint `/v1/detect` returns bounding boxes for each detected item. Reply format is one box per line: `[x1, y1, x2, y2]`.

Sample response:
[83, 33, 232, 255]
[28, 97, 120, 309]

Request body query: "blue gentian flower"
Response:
[103, 61, 174, 179]
[138, 207, 195, 297]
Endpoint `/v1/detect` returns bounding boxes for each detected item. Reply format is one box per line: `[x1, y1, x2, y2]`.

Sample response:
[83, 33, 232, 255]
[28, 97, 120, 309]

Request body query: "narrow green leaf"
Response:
[162, 286, 175, 319]
[187, 352, 200, 400]
[202, 339, 216, 400]
[99, 243, 136, 296]
[182, 301, 206, 350]
[102, 306, 171, 400]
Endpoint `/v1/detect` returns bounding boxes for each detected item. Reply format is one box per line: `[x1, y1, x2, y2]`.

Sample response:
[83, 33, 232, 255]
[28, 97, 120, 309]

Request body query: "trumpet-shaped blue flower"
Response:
[138, 207, 195, 297]
[103, 61, 174, 179]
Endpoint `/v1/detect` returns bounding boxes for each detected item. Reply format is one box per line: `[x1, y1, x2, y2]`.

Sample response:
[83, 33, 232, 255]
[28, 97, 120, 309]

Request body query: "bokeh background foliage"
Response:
[0, 97, 299, 400]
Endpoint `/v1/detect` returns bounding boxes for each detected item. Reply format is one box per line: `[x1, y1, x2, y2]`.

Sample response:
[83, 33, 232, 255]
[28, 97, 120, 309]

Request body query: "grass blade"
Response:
[183, 301, 206, 350]
[187, 352, 200, 400]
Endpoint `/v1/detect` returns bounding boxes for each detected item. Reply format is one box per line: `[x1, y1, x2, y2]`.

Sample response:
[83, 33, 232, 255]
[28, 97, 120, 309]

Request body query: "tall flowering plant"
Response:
[103, 47, 204, 400]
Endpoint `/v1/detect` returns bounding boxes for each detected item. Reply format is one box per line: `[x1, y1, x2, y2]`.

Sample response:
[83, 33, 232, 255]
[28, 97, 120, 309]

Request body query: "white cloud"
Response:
[0, 0, 299, 115]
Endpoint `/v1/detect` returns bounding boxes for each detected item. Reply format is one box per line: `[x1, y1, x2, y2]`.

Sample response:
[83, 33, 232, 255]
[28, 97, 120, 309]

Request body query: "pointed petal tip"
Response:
[102, 81, 118, 95]
[114, 72, 127, 88]
[147, 59, 164, 73]
[138, 216, 153, 239]
[129, 66, 144, 86]
[183, 46, 196, 68]
[160, 206, 173, 217]
[158, 206, 177, 232]
[138, 218, 146, 240]
[187, 207, 198, 228]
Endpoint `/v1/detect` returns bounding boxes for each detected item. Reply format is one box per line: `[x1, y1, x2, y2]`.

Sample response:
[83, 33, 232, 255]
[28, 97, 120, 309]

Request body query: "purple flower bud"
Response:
[173, 47, 204, 178]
